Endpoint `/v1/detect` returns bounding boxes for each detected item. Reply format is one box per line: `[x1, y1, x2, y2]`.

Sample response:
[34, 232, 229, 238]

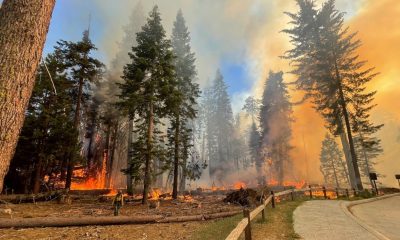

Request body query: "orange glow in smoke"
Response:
[233, 181, 247, 189]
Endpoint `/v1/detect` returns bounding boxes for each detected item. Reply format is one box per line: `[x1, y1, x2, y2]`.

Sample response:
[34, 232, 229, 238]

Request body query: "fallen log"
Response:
[157, 210, 242, 223]
[0, 215, 164, 228]
[0, 190, 67, 204]
[0, 211, 242, 229]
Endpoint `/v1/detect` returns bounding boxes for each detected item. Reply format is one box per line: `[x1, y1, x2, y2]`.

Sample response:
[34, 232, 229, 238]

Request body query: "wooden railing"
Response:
[225, 186, 368, 240]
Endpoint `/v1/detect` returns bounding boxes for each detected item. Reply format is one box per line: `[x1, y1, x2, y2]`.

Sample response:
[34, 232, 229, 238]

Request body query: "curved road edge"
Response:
[340, 193, 400, 240]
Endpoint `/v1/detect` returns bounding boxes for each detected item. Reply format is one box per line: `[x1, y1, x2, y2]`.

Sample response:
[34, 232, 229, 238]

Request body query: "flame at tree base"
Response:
[71, 152, 109, 190]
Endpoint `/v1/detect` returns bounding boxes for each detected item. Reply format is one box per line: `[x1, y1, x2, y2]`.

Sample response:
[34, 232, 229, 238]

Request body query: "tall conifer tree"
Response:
[168, 9, 200, 198]
[259, 71, 293, 185]
[283, 0, 381, 190]
[118, 6, 175, 204]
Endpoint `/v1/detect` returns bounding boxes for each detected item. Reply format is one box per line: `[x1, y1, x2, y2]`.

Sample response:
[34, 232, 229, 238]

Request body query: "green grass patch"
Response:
[191, 198, 305, 240]
[249, 199, 303, 240]
[190, 214, 243, 240]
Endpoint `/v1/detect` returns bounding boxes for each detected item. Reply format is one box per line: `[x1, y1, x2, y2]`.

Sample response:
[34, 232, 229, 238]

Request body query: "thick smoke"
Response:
[70, 0, 398, 187]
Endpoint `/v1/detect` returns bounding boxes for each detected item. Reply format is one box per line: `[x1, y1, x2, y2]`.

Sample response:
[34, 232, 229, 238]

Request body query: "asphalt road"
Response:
[294, 200, 378, 240]
[351, 195, 400, 240]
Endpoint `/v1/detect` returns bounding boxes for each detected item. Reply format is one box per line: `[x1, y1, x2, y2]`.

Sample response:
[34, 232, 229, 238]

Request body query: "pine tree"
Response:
[0, 0, 55, 192]
[5, 53, 79, 193]
[242, 96, 260, 123]
[243, 96, 261, 168]
[248, 122, 260, 167]
[319, 133, 349, 188]
[209, 70, 234, 182]
[259, 71, 293, 185]
[283, 0, 381, 190]
[95, 2, 146, 193]
[118, 6, 175, 204]
[167, 9, 200, 198]
[55, 30, 105, 189]
[202, 87, 218, 178]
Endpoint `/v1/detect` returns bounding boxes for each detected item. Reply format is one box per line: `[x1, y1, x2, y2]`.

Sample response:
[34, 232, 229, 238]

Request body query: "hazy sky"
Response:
[34, 0, 400, 187]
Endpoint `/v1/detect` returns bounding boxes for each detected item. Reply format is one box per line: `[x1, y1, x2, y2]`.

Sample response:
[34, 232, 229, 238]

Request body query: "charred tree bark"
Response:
[142, 101, 154, 204]
[172, 114, 180, 199]
[0, 0, 55, 193]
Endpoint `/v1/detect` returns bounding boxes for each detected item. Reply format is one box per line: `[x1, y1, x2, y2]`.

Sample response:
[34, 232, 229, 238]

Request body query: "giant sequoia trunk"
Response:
[0, 0, 55, 193]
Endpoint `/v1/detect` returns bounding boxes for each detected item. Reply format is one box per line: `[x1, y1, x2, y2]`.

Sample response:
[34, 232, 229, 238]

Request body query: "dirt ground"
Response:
[0, 194, 240, 219]
[0, 194, 240, 240]
[0, 221, 207, 240]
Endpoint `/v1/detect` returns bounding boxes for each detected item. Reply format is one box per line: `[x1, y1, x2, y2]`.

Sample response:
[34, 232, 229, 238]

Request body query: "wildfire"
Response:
[283, 180, 306, 189]
[306, 190, 337, 199]
[70, 152, 108, 190]
[267, 179, 306, 189]
[233, 181, 246, 189]
[150, 188, 162, 200]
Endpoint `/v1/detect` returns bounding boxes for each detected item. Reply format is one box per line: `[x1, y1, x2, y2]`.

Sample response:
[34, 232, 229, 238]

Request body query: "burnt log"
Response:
[223, 188, 260, 207]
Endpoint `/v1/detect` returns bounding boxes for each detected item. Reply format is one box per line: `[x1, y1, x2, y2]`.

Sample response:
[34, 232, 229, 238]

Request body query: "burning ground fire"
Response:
[267, 179, 306, 189]
[71, 152, 108, 190]
[233, 182, 246, 189]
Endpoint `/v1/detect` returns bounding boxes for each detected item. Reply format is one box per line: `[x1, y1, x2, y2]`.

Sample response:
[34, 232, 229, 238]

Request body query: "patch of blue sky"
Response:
[219, 60, 252, 97]
[43, 1, 107, 63]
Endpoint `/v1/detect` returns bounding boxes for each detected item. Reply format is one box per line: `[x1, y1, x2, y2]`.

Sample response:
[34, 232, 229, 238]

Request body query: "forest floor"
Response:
[0, 194, 240, 219]
[0, 194, 240, 240]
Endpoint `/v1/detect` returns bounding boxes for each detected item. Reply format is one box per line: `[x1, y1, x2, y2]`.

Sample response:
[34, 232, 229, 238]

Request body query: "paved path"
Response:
[351, 195, 400, 240]
[293, 199, 381, 240]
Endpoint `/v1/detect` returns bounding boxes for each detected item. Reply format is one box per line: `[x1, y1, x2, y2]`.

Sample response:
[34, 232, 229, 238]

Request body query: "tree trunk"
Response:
[358, 133, 374, 189]
[335, 63, 363, 190]
[338, 152, 351, 187]
[0, 0, 55, 193]
[106, 122, 118, 188]
[338, 125, 356, 188]
[172, 114, 180, 199]
[65, 77, 84, 189]
[126, 118, 133, 195]
[142, 102, 154, 204]
[330, 156, 340, 189]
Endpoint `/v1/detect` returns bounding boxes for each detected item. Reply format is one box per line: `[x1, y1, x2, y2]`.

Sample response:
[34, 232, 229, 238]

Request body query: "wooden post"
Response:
[345, 189, 349, 199]
[290, 189, 294, 201]
[271, 191, 275, 208]
[261, 208, 266, 222]
[322, 186, 327, 199]
[335, 188, 339, 198]
[309, 185, 312, 199]
[243, 209, 252, 240]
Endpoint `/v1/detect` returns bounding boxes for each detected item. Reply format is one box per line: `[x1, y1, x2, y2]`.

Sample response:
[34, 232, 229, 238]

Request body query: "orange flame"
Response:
[150, 188, 162, 200]
[71, 152, 108, 190]
[233, 181, 247, 189]
[267, 179, 306, 189]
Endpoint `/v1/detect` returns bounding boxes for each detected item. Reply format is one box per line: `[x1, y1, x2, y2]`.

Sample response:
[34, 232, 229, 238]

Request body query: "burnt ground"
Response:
[0, 194, 240, 218]
[0, 194, 241, 240]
